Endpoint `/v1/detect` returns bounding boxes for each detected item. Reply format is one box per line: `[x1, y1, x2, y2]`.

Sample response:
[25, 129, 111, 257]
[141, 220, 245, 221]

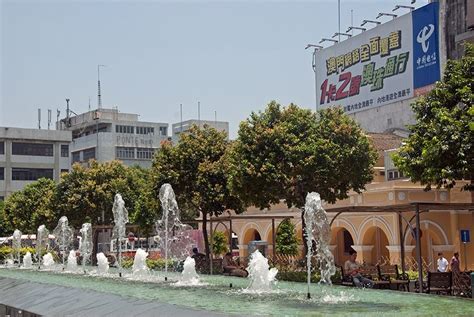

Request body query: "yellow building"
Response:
[208, 133, 474, 271]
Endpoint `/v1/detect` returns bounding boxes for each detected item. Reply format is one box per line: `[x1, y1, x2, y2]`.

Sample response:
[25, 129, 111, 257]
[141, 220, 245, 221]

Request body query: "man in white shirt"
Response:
[437, 252, 449, 272]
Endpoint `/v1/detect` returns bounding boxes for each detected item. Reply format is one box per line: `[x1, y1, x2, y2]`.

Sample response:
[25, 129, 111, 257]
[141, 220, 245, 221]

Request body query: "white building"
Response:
[0, 127, 72, 200]
[57, 108, 169, 168]
[172, 119, 229, 143]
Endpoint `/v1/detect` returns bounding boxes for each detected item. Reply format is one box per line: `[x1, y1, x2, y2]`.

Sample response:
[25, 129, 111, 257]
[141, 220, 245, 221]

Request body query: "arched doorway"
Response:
[361, 227, 390, 265]
[331, 227, 355, 266]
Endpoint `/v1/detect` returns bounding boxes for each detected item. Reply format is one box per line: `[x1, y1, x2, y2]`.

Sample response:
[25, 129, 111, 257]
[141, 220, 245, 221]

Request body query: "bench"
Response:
[378, 264, 410, 291]
[339, 265, 390, 288]
[427, 271, 452, 295]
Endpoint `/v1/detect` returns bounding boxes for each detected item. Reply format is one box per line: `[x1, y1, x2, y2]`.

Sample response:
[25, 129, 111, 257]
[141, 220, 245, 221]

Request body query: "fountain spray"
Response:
[112, 193, 129, 276]
[304, 192, 336, 299]
[79, 223, 92, 273]
[36, 225, 50, 269]
[12, 229, 22, 266]
[53, 216, 74, 269]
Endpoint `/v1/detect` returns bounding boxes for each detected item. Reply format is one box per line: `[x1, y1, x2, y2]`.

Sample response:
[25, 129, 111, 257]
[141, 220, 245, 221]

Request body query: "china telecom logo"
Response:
[417, 24, 434, 53]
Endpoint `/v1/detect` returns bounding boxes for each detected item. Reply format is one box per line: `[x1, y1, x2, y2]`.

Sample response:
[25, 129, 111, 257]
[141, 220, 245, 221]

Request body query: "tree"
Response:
[229, 102, 377, 253]
[3, 178, 57, 233]
[275, 218, 298, 256]
[393, 43, 474, 191]
[0, 199, 13, 236]
[55, 160, 147, 228]
[211, 231, 228, 256]
[151, 125, 245, 257]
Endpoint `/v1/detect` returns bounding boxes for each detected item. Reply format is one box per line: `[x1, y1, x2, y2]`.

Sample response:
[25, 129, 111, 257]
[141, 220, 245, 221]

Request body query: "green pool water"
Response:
[0, 268, 472, 316]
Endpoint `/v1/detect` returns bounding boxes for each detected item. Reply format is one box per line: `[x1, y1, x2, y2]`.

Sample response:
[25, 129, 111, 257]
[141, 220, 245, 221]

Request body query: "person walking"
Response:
[437, 252, 449, 272]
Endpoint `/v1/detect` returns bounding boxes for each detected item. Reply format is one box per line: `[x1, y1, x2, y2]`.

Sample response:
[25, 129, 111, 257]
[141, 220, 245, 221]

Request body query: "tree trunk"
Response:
[202, 211, 211, 258]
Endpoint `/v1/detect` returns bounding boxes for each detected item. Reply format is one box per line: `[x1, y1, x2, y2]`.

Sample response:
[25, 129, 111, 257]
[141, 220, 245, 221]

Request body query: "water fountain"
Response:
[36, 225, 50, 268]
[112, 193, 128, 273]
[12, 229, 22, 265]
[66, 250, 78, 272]
[96, 253, 109, 275]
[155, 184, 195, 276]
[22, 252, 32, 269]
[176, 257, 200, 286]
[79, 223, 92, 273]
[53, 216, 74, 268]
[132, 248, 149, 276]
[304, 192, 336, 298]
[42, 253, 55, 269]
[245, 250, 278, 293]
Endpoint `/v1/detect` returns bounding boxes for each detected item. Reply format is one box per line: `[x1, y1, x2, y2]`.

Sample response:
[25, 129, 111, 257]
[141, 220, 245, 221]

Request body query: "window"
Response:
[83, 148, 96, 161]
[343, 229, 354, 254]
[116, 147, 135, 159]
[0, 167, 4, 180]
[136, 148, 154, 159]
[0, 196, 4, 201]
[115, 125, 135, 134]
[12, 142, 53, 156]
[60, 169, 69, 175]
[0, 142, 4, 155]
[72, 151, 80, 163]
[61, 145, 69, 157]
[380, 171, 385, 176]
[159, 127, 167, 136]
[136, 127, 155, 135]
[387, 169, 404, 180]
[12, 168, 53, 181]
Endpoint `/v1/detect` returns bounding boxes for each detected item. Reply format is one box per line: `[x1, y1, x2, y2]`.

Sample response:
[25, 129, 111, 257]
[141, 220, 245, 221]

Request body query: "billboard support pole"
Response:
[312, 48, 318, 114]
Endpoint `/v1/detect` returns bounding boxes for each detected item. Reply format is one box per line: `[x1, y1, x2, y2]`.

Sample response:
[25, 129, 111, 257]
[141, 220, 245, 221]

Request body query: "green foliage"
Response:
[394, 43, 474, 191]
[55, 160, 151, 228]
[3, 178, 57, 233]
[211, 231, 228, 256]
[121, 257, 176, 270]
[0, 200, 12, 236]
[276, 269, 341, 284]
[151, 125, 245, 257]
[275, 219, 299, 256]
[0, 246, 36, 261]
[229, 102, 377, 209]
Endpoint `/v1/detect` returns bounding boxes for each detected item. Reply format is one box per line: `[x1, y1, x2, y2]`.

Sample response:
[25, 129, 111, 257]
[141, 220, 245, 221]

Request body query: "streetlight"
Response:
[361, 20, 382, 27]
[319, 38, 338, 45]
[393, 5, 415, 12]
[305, 44, 324, 113]
[332, 32, 352, 39]
[376, 12, 398, 20]
[346, 26, 366, 33]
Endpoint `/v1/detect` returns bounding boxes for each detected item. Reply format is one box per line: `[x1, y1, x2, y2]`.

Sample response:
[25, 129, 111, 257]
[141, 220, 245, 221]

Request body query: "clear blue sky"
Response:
[1, 0, 428, 138]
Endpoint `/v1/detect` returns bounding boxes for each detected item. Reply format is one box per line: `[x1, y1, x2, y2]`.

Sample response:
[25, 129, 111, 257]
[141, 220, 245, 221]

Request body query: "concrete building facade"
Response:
[172, 119, 229, 143]
[58, 108, 169, 168]
[0, 127, 72, 200]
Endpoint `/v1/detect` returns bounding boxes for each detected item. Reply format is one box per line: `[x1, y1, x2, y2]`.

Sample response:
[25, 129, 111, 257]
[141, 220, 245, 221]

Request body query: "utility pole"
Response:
[97, 65, 106, 109]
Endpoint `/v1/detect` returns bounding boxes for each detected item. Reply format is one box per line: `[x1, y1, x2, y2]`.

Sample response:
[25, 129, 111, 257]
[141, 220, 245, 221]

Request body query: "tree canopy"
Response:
[151, 125, 245, 257]
[3, 178, 57, 233]
[229, 101, 377, 208]
[393, 43, 474, 191]
[55, 160, 151, 229]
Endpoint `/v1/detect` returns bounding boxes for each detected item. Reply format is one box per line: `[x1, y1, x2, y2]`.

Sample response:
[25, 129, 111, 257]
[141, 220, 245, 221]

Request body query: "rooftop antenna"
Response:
[97, 64, 106, 109]
[38, 108, 41, 129]
[198, 101, 201, 128]
[180, 103, 183, 134]
[66, 98, 70, 121]
[56, 109, 61, 129]
[88, 97, 91, 111]
[351, 9, 354, 36]
[214, 110, 217, 126]
[338, 0, 341, 42]
[47, 109, 52, 130]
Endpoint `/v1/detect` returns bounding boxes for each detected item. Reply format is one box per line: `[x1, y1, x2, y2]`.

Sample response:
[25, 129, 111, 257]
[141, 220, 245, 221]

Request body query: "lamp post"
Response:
[305, 44, 323, 113]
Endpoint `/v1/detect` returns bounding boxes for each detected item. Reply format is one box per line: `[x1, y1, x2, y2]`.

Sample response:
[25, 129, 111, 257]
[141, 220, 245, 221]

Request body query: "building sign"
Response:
[315, 2, 440, 114]
[116, 135, 153, 148]
[460, 230, 470, 243]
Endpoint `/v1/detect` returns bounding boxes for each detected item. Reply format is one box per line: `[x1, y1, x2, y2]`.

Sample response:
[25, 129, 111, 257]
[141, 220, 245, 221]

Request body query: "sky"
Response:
[1, 0, 429, 138]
